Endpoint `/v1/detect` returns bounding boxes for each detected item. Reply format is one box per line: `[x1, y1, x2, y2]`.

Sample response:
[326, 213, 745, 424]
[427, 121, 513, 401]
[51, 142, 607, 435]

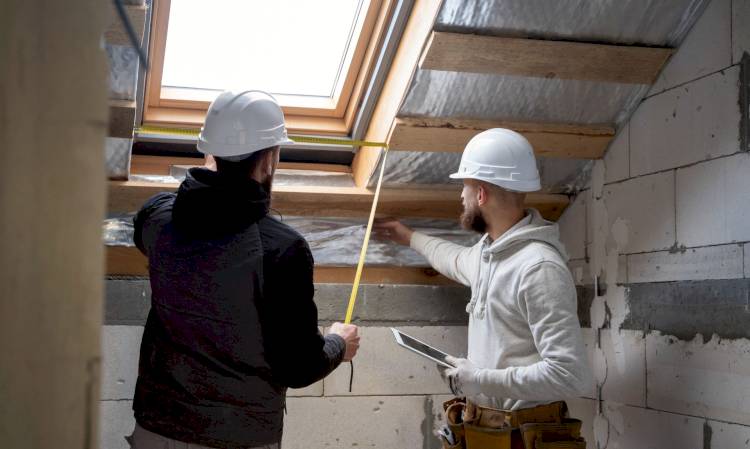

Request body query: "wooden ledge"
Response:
[107, 246, 456, 285]
[109, 180, 569, 220]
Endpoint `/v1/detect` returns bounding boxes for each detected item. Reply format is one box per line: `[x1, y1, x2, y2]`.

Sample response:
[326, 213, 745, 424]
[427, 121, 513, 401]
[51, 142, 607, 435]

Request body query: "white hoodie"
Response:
[410, 208, 593, 410]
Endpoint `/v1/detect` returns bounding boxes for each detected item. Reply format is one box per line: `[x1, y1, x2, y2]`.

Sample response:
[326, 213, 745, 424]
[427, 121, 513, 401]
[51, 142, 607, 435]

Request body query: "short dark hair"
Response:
[215, 146, 277, 180]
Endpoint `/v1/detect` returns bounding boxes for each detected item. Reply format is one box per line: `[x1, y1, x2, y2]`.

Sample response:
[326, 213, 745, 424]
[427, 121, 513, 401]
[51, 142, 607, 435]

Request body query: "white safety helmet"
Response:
[449, 128, 541, 192]
[197, 90, 295, 161]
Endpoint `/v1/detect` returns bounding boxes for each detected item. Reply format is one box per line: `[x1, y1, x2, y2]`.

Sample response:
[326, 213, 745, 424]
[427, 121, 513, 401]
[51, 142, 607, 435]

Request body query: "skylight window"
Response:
[143, 0, 390, 134]
[162, 0, 363, 98]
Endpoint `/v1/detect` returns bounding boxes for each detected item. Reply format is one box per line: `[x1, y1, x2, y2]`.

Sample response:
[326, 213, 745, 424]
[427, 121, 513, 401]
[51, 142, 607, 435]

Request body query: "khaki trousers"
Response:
[127, 424, 280, 449]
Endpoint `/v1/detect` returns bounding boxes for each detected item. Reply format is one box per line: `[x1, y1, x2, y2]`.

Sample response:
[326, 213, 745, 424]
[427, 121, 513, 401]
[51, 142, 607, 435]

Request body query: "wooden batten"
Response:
[106, 245, 455, 285]
[109, 180, 568, 221]
[109, 100, 136, 138]
[420, 32, 673, 85]
[389, 118, 615, 159]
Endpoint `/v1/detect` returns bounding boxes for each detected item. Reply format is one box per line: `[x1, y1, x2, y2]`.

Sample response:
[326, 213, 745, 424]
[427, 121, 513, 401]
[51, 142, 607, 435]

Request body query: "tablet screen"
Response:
[391, 328, 455, 368]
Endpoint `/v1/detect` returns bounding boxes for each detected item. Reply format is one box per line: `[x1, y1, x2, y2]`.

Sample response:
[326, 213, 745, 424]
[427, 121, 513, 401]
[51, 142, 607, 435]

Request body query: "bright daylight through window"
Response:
[143, 0, 387, 133]
[163, 0, 363, 98]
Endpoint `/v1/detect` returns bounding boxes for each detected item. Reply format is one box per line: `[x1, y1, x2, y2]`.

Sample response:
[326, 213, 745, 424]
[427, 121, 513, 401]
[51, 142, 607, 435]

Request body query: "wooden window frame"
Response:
[143, 0, 394, 135]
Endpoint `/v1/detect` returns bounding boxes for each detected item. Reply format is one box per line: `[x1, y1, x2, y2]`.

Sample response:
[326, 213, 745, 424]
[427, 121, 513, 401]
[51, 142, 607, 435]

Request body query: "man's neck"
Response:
[485, 208, 526, 242]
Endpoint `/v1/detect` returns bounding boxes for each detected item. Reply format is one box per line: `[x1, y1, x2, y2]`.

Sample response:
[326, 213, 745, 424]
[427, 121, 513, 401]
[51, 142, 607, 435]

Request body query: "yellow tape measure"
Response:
[344, 147, 388, 324]
[135, 125, 388, 149]
[136, 124, 387, 323]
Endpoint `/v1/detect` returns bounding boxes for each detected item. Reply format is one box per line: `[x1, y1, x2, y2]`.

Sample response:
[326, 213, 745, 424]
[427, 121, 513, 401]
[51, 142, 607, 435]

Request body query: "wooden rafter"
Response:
[109, 100, 136, 138]
[108, 180, 569, 220]
[420, 32, 673, 85]
[351, 0, 443, 187]
[106, 246, 456, 285]
[388, 117, 615, 159]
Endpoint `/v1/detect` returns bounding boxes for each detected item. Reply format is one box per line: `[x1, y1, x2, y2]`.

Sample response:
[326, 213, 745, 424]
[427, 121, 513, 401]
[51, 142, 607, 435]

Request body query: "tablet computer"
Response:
[391, 327, 456, 368]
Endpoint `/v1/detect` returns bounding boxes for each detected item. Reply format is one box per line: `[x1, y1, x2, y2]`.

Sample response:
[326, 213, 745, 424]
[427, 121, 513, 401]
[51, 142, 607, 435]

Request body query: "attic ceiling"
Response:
[371, 0, 710, 194]
[105, 0, 713, 278]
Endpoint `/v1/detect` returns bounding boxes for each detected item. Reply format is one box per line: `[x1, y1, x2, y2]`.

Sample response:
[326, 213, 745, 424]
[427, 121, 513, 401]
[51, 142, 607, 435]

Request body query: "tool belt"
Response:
[440, 398, 586, 449]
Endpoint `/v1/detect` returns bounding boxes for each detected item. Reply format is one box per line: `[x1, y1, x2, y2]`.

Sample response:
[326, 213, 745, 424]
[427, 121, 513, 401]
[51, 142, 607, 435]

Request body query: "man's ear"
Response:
[477, 183, 488, 206]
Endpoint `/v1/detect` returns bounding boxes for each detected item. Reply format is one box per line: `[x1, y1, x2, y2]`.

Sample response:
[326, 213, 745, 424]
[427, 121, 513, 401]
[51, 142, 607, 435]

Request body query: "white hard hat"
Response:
[197, 90, 294, 161]
[449, 128, 541, 192]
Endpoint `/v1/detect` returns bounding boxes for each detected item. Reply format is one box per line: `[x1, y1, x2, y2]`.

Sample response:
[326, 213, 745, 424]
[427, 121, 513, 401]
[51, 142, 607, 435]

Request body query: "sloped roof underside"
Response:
[375, 0, 709, 192]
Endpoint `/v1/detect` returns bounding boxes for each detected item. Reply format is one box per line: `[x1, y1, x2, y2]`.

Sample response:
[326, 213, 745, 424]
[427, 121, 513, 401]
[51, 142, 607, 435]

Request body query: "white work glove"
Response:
[439, 356, 482, 397]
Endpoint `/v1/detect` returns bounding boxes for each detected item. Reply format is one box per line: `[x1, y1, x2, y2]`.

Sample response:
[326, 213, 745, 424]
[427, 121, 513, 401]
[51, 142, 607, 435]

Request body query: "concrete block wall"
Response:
[99, 280, 470, 449]
[557, 0, 750, 446]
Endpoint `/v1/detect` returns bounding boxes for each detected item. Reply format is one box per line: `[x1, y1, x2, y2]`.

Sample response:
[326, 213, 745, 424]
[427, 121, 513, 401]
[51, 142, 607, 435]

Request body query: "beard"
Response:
[460, 202, 487, 234]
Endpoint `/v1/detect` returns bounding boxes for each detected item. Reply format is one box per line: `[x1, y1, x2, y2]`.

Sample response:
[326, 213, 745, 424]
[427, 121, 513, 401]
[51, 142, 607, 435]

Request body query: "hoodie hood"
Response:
[484, 208, 569, 261]
[465, 208, 569, 319]
[172, 167, 270, 237]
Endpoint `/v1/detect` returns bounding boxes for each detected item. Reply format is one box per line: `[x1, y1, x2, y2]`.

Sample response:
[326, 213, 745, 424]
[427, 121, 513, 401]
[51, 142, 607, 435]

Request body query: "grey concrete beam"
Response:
[621, 278, 750, 340]
[106, 279, 471, 326]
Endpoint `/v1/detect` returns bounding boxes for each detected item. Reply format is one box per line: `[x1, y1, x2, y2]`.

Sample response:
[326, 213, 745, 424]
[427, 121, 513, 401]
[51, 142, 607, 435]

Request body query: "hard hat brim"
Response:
[448, 171, 541, 192]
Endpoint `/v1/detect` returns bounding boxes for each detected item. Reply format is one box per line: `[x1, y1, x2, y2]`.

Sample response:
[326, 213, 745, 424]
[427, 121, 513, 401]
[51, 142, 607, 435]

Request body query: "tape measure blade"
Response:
[344, 148, 389, 324]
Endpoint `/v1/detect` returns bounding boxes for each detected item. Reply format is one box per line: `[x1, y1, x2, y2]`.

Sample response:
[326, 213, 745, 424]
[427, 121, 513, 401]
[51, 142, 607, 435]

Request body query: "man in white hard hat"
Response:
[375, 129, 592, 448]
[129, 91, 360, 449]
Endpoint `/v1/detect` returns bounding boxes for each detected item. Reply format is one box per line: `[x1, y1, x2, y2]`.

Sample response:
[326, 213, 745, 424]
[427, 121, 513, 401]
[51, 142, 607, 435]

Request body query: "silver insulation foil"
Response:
[106, 44, 139, 101]
[400, 71, 649, 126]
[104, 215, 479, 267]
[435, 0, 708, 46]
[374, 151, 591, 194]
[371, 0, 710, 189]
[105, 137, 133, 180]
[129, 169, 356, 188]
[167, 166, 356, 188]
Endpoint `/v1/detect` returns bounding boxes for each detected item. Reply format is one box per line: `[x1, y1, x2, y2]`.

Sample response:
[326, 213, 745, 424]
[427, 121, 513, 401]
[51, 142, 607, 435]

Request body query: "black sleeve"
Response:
[133, 193, 175, 255]
[259, 240, 346, 389]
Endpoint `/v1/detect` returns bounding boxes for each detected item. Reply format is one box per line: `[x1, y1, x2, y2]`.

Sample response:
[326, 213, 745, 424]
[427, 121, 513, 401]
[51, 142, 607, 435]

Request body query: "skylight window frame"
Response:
[142, 0, 391, 135]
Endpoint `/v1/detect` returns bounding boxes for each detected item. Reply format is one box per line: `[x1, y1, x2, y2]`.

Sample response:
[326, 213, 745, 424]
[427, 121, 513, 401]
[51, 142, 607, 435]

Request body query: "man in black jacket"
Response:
[129, 90, 360, 449]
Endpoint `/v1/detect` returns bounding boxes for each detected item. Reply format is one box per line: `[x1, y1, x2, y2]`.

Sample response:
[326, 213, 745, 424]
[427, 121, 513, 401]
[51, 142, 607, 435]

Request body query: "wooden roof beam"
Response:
[420, 32, 673, 85]
[109, 181, 569, 221]
[106, 246, 456, 284]
[388, 117, 615, 159]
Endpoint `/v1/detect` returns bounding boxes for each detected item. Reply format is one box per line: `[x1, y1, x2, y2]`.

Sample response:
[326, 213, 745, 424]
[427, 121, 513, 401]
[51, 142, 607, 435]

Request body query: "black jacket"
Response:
[132, 168, 345, 448]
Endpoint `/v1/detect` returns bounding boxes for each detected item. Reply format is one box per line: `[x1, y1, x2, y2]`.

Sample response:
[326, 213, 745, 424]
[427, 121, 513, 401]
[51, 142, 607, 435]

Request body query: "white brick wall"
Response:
[605, 402, 705, 449]
[98, 325, 467, 449]
[557, 193, 587, 261]
[649, 0, 732, 95]
[604, 171, 676, 254]
[568, 2, 750, 447]
[646, 332, 750, 426]
[324, 326, 467, 396]
[710, 419, 750, 448]
[101, 326, 142, 401]
[283, 396, 431, 449]
[604, 123, 630, 184]
[676, 152, 750, 247]
[100, 401, 134, 449]
[630, 67, 740, 177]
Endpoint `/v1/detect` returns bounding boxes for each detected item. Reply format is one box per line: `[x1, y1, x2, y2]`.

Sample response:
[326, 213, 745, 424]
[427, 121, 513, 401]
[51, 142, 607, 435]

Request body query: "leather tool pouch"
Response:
[442, 398, 467, 449]
[463, 422, 512, 449]
[520, 419, 584, 449]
